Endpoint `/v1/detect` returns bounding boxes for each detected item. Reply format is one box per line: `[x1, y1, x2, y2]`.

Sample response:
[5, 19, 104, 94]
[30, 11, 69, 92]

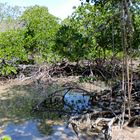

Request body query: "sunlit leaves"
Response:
[0, 5, 61, 76]
[21, 5, 60, 62]
[0, 29, 28, 75]
[54, 25, 90, 61]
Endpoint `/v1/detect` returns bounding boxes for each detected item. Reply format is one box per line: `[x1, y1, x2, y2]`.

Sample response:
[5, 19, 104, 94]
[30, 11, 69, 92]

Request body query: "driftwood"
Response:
[32, 86, 92, 113]
[65, 79, 140, 139]
[29, 67, 140, 139]
[15, 58, 122, 82]
[68, 110, 139, 139]
[68, 112, 116, 139]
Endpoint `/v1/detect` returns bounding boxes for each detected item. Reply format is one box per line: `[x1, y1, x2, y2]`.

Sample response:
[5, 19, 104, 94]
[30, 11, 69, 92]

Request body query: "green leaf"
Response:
[1, 135, 12, 140]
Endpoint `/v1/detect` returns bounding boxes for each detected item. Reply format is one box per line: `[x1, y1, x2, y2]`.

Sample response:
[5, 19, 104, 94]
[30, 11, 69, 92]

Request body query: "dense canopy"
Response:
[0, 0, 140, 75]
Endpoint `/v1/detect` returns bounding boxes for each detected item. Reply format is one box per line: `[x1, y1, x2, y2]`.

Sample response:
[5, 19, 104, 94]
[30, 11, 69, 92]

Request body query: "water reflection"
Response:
[0, 83, 60, 139]
[3, 121, 43, 140]
[0, 82, 84, 140]
[1, 121, 78, 140]
[64, 91, 91, 113]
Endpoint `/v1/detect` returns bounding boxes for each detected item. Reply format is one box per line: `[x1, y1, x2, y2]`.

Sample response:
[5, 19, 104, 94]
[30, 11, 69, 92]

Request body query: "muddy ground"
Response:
[0, 77, 139, 140]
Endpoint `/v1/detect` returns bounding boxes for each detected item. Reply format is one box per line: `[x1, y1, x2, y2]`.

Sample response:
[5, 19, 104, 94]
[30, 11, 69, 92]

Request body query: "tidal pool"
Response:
[64, 91, 92, 113]
[1, 121, 79, 140]
[0, 82, 92, 140]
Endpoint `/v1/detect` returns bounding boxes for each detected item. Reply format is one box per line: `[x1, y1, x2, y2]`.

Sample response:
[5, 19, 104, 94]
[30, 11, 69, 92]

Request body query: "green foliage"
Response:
[79, 76, 96, 83]
[20, 5, 60, 62]
[54, 25, 90, 61]
[1, 65, 17, 76]
[132, 10, 140, 53]
[0, 29, 28, 76]
[0, 5, 60, 76]
[72, 3, 121, 54]
[0, 1, 140, 76]
[1, 135, 12, 140]
[70, 1, 140, 59]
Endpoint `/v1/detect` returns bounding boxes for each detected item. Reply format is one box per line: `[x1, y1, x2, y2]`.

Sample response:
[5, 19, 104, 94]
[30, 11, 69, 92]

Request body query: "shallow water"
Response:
[2, 121, 43, 140]
[0, 83, 91, 140]
[1, 121, 78, 140]
[64, 91, 91, 113]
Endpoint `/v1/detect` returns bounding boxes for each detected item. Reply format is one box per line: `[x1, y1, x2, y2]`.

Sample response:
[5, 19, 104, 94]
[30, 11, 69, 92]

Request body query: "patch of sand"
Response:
[112, 126, 140, 140]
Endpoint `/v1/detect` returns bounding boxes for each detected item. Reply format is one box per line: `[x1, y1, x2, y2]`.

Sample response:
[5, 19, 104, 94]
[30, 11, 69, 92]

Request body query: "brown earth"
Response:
[112, 126, 140, 140]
